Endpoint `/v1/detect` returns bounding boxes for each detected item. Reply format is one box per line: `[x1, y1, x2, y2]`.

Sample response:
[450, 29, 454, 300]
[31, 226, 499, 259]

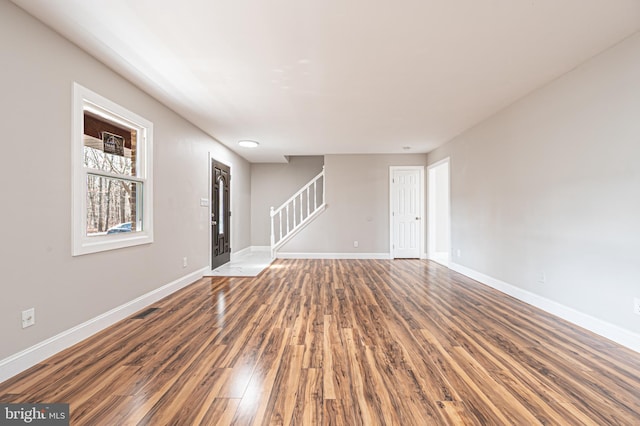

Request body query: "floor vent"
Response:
[132, 307, 159, 319]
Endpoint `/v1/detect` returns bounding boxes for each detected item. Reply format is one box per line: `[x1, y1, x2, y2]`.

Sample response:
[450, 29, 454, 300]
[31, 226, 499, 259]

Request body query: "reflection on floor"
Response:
[204, 247, 273, 277]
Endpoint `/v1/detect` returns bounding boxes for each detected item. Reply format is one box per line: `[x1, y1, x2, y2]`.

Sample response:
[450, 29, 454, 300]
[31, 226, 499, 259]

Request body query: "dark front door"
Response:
[212, 160, 231, 269]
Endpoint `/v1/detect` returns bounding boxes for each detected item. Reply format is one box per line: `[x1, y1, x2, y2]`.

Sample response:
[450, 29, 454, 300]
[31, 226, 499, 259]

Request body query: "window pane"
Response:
[86, 174, 142, 236]
[83, 112, 136, 177]
[83, 141, 134, 176]
[218, 177, 224, 234]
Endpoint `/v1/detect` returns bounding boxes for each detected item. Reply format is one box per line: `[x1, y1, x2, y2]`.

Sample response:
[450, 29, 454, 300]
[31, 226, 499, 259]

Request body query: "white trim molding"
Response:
[277, 252, 391, 260]
[248, 245, 271, 252]
[231, 245, 270, 260]
[428, 251, 450, 267]
[230, 246, 252, 259]
[0, 267, 208, 383]
[427, 157, 451, 266]
[72, 82, 154, 256]
[449, 262, 640, 354]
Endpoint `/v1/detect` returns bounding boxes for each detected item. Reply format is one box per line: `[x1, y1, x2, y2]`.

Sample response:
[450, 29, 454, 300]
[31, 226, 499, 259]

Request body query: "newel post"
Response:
[322, 165, 326, 205]
[270, 206, 275, 248]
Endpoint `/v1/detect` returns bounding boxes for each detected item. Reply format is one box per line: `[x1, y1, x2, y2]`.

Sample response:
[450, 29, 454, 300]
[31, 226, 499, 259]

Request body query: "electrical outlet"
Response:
[634, 298, 640, 316]
[456, 249, 461, 257]
[183, 257, 188, 268]
[538, 272, 546, 284]
[22, 308, 35, 329]
[353, 241, 359, 248]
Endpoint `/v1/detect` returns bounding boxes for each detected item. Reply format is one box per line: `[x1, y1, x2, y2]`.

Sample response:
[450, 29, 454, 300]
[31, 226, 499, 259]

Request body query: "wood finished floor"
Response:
[1, 259, 639, 425]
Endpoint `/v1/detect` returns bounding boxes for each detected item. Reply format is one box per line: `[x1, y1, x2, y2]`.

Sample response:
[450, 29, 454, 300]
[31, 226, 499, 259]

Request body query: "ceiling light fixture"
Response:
[238, 140, 259, 148]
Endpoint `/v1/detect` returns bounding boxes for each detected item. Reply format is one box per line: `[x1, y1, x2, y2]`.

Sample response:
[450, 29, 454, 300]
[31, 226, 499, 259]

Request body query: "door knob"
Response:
[416, 217, 421, 220]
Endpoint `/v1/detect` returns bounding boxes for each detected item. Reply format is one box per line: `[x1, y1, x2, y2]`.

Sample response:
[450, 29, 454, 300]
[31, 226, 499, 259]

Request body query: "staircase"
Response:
[270, 167, 326, 257]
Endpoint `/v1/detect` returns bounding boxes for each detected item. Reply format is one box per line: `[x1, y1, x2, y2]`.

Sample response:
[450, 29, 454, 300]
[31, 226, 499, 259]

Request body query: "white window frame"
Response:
[72, 83, 153, 256]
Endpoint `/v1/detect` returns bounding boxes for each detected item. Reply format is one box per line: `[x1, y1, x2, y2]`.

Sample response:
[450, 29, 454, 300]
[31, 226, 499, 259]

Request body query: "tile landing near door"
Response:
[204, 247, 273, 277]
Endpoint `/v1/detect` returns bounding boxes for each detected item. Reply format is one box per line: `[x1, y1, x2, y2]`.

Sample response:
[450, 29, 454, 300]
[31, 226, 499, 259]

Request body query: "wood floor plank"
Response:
[436, 401, 479, 426]
[340, 327, 375, 426]
[301, 302, 323, 369]
[322, 315, 337, 401]
[200, 398, 240, 426]
[231, 327, 291, 425]
[263, 344, 305, 425]
[190, 368, 235, 425]
[291, 367, 322, 425]
[0, 259, 638, 425]
[322, 398, 348, 426]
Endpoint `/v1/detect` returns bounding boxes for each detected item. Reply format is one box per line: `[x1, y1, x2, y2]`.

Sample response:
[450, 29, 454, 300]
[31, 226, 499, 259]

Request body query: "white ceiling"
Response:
[12, 0, 640, 162]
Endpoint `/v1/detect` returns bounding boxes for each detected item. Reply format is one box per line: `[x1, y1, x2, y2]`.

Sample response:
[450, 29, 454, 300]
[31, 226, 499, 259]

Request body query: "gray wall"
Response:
[428, 32, 640, 334]
[281, 154, 428, 254]
[0, 1, 251, 360]
[251, 156, 324, 246]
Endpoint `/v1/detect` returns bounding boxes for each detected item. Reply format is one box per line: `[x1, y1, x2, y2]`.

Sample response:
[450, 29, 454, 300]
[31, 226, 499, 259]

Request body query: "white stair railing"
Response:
[270, 166, 326, 256]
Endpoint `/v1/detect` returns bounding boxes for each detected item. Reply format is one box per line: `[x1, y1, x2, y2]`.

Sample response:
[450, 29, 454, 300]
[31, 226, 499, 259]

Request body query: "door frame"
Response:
[209, 153, 232, 270]
[389, 166, 425, 259]
[427, 157, 451, 265]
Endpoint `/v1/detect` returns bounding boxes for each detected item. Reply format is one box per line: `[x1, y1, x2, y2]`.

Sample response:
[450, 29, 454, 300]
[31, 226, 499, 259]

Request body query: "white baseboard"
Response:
[428, 252, 450, 266]
[449, 262, 640, 354]
[231, 245, 271, 259]
[0, 267, 209, 383]
[277, 252, 391, 260]
[230, 246, 252, 259]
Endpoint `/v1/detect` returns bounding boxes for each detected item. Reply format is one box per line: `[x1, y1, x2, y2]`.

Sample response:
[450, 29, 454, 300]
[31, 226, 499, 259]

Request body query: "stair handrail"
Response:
[270, 166, 325, 254]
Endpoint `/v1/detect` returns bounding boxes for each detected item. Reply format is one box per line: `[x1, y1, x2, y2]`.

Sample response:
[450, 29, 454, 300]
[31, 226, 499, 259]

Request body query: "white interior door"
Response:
[391, 167, 423, 258]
